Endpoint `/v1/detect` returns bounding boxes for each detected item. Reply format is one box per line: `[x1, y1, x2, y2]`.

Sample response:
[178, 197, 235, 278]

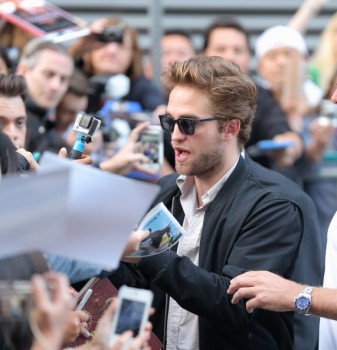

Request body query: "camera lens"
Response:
[79, 114, 92, 129]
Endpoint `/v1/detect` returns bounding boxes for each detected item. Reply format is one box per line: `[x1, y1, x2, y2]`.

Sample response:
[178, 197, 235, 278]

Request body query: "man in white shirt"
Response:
[109, 55, 306, 350]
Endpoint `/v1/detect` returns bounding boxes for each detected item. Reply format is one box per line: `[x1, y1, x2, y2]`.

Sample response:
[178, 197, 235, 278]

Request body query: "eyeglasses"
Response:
[159, 114, 227, 136]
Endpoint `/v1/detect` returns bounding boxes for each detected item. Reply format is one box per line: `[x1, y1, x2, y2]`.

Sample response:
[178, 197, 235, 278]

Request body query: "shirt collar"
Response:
[176, 155, 240, 207]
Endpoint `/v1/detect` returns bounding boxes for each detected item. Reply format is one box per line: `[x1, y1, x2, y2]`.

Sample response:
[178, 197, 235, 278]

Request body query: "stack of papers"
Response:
[0, 152, 160, 269]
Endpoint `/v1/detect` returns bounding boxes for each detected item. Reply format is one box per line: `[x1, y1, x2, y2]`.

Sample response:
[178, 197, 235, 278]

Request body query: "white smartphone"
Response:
[139, 125, 163, 172]
[109, 285, 154, 347]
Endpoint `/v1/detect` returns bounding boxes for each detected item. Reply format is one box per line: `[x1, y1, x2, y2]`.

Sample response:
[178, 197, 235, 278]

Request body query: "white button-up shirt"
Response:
[166, 157, 239, 350]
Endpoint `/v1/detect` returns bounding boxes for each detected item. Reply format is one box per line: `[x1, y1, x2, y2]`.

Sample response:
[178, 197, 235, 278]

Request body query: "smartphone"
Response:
[139, 125, 163, 172]
[109, 285, 153, 347]
[255, 139, 296, 151]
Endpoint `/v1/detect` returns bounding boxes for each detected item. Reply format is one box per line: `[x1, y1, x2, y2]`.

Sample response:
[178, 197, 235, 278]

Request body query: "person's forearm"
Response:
[288, 0, 326, 34]
[310, 287, 337, 320]
[247, 282, 337, 319]
[305, 139, 327, 162]
[98, 158, 118, 173]
[68, 39, 85, 60]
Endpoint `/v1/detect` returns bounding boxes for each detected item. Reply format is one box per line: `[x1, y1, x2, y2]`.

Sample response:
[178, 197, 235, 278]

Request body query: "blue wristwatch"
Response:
[294, 286, 314, 315]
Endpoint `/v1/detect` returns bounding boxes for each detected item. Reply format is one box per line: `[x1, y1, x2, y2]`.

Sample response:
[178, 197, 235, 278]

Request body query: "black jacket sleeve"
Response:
[137, 198, 302, 329]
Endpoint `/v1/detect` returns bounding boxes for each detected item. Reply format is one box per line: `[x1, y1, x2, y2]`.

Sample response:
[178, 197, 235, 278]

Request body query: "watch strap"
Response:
[303, 286, 314, 295]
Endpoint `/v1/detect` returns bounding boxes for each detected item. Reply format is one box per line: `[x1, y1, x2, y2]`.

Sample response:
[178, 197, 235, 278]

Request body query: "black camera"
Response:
[96, 25, 124, 44]
[16, 152, 30, 173]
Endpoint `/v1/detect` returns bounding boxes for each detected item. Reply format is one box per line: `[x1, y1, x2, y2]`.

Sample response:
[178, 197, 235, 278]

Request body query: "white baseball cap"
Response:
[255, 25, 308, 60]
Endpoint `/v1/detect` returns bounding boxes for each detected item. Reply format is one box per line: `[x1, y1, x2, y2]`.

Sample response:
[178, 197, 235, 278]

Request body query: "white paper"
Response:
[0, 152, 159, 269]
[0, 168, 69, 259]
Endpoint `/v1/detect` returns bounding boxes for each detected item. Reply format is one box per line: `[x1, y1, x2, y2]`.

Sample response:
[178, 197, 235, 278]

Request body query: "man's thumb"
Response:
[58, 147, 68, 158]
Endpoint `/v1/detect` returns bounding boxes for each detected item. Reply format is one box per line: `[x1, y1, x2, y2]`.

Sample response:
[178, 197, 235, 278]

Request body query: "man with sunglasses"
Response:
[109, 56, 304, 349]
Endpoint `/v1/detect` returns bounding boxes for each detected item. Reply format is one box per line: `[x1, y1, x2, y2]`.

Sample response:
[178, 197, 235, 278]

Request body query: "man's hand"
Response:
[305, 117, 335, 162]
[16, 148, 39, 171]
[121, 230, 150, 264]
[58, 147, 93, 165]
[272, 132, 303, 168]
[68, 18, 110, 59]
[227, 270, 303, 313]
[30, 273, 72, 350]
[63, 310, 90, 344]
[77, 298, 152, 350]
[99, 122, 156, 175]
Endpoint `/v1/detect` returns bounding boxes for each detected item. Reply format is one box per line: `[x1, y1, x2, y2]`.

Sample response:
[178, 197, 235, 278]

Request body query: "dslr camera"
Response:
[70, 112, 101, 159]
[96, 25, 124, 44]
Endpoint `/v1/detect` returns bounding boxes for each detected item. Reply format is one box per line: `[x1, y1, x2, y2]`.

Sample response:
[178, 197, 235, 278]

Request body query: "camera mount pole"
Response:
[70, 134, 91, 160]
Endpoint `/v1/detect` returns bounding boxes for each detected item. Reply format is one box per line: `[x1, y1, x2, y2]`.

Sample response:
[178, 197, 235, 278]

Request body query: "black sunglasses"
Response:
[159, 114, 226, 136]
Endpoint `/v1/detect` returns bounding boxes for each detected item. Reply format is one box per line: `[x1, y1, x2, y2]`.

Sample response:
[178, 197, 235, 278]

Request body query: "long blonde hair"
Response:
[312, 12, 337, 93]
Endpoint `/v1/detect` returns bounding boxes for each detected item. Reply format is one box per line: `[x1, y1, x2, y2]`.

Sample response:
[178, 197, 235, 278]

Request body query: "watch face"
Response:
[296, 296, 310, 310]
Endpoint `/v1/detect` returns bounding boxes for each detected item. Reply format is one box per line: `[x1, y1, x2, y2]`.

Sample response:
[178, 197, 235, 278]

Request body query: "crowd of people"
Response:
[1, 0, 337, 349]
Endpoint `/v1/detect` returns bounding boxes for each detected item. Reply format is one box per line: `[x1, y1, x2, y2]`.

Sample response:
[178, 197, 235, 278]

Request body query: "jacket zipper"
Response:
[162, 197, 178, 349]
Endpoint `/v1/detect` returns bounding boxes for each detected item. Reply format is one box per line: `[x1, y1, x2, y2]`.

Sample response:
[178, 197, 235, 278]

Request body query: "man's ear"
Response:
[223, 119, 241, 140]
[224, 119, 240, 135]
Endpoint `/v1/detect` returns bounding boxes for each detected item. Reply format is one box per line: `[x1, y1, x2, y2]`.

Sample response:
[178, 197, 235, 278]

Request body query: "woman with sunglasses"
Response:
[69, 17, 166, 114]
